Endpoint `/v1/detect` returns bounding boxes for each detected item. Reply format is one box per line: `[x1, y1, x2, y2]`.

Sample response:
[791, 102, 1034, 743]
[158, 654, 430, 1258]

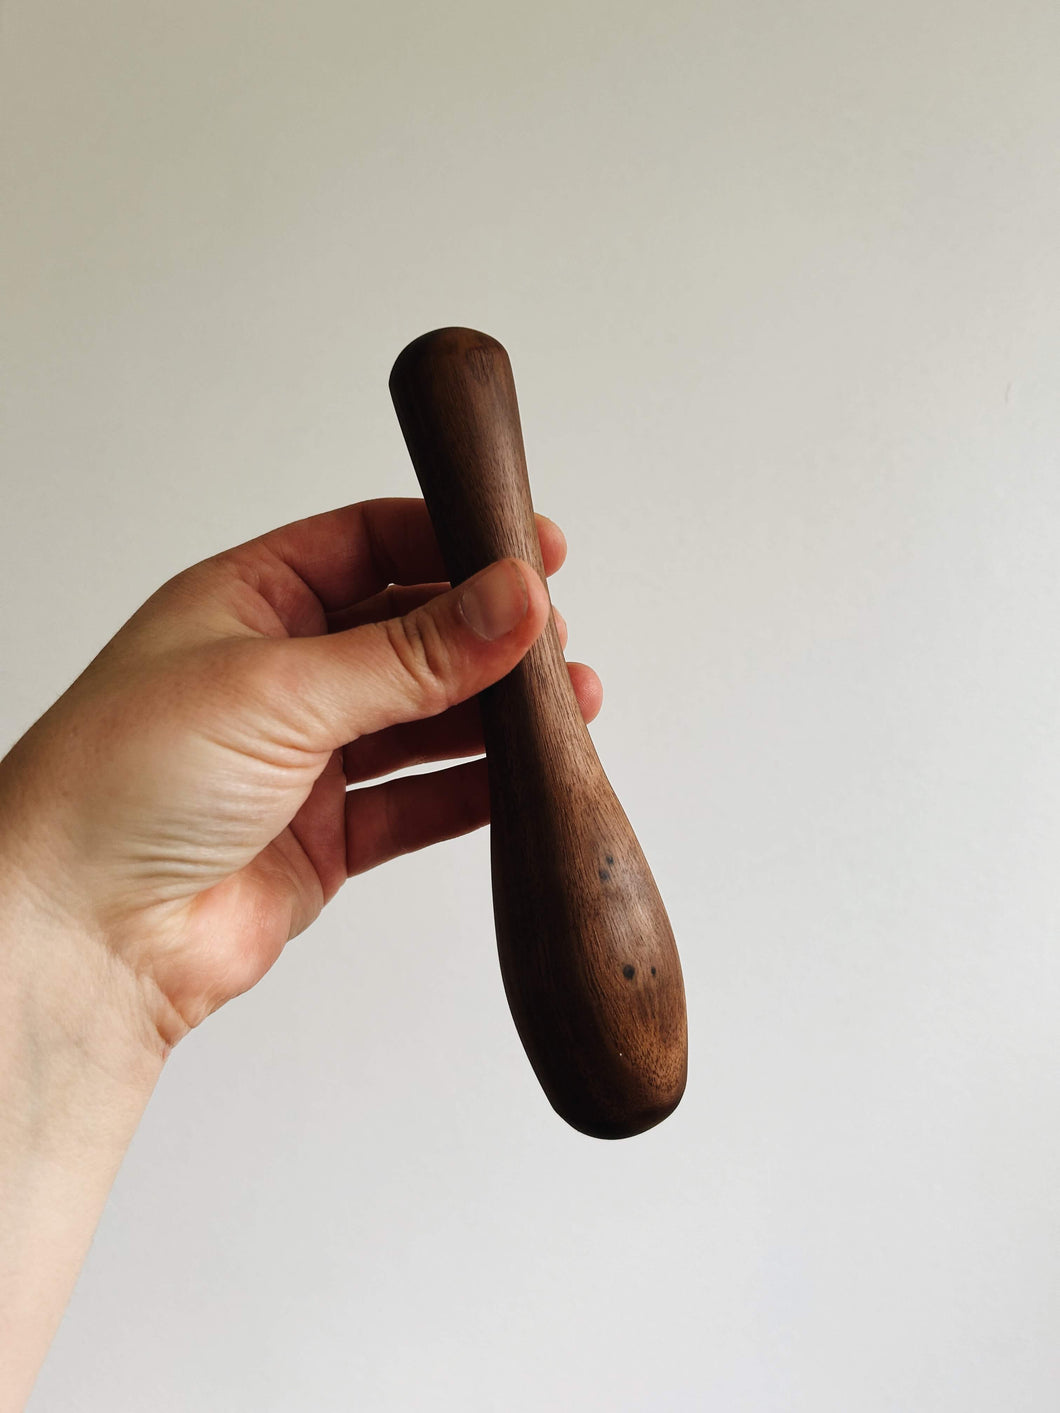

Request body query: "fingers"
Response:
[345, 759, 490, 875]
[343, 658, 603, 868]
[276, 558, 552, 749]
[566, 659, 603, 725]
[342, 659, 602, 783]
[223, 499, 567, 622]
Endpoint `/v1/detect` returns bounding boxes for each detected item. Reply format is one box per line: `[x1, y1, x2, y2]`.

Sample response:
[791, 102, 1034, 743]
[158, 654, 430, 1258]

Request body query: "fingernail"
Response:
[459, 561, 529, 641]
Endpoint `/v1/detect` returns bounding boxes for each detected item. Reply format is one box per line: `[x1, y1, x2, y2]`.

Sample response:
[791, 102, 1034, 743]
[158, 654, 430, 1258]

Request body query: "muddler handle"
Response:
[389, 327, 687, 1138]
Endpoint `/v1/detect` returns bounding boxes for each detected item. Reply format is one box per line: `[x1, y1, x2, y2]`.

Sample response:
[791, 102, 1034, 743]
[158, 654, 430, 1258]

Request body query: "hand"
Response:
[0, 498, 601, 1054]
[0, 498, 600, 1409]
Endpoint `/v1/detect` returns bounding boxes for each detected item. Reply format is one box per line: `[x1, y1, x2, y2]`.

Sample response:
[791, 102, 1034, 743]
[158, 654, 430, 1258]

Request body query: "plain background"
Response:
[3, 1, 1060, 1408]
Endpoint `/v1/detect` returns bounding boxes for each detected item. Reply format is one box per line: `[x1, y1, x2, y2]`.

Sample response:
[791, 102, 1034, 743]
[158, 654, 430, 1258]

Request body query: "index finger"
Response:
[233, 498, 567, 612]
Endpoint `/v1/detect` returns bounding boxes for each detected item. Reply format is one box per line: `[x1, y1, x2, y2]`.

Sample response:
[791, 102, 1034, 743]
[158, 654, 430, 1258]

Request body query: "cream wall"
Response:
[3, 2, 1060, 1408]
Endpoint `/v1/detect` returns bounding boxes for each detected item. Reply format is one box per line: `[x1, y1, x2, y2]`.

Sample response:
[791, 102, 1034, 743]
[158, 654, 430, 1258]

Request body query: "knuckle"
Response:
[383, 610, 454, 717]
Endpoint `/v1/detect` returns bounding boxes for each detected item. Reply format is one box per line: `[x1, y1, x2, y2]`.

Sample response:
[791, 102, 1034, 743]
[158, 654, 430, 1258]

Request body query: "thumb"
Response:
[281, 557, 552, 748]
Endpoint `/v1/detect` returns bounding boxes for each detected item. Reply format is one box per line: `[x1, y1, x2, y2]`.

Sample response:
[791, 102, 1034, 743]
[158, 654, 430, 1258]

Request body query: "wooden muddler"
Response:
[389, 328, 687, 1138]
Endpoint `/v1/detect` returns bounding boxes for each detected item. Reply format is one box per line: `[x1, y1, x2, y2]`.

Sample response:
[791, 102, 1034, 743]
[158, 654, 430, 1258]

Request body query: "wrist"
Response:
[0, 852, 164, 1413]
[0, 731, 187, 1073]
[0, 853, 168, 1147]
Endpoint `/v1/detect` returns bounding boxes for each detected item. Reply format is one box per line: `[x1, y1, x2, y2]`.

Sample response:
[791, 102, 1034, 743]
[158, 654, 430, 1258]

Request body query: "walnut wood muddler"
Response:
[389, 328, 687, 1138]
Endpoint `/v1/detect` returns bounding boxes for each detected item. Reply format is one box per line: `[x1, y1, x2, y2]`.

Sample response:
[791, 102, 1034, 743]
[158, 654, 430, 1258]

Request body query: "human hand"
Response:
[0, 499, 601, 1054]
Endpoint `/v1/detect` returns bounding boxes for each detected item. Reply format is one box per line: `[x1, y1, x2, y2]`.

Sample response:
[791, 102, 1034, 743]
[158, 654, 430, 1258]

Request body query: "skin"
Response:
[0, 498, 601, 1411]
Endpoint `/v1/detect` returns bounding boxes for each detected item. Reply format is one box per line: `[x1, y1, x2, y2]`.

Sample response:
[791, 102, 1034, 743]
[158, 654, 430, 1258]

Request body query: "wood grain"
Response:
[389, 328, 687, 1138]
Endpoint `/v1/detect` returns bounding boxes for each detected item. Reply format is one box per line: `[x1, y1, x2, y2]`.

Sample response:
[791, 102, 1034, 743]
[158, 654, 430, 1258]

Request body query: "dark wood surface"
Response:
[389, 328, 687, 1138]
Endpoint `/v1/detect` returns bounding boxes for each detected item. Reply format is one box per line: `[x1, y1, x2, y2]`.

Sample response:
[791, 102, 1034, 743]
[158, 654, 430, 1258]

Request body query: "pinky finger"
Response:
[345, 758, 489, 876]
